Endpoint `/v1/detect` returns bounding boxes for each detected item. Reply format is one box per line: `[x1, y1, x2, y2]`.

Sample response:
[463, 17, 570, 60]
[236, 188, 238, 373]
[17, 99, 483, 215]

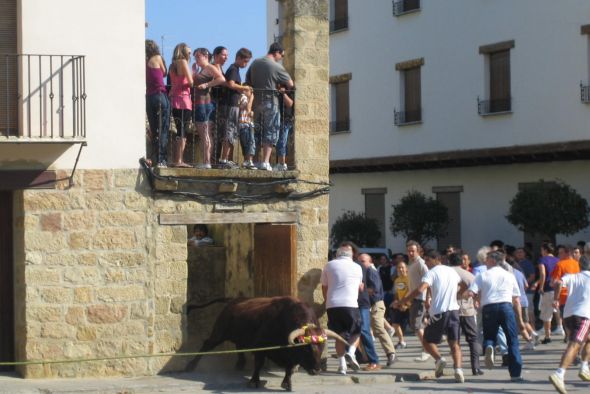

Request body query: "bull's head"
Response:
[287, 324, 348, 375]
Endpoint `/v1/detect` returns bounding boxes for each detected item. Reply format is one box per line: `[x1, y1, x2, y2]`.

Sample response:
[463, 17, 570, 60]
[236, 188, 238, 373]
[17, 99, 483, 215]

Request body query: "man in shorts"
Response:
[549, 256, 590, 393]
[397, 250, 466, 383]
[321, 244, 363, 375]
[245, 42, 293, 171]
[406, 240, 431, 362]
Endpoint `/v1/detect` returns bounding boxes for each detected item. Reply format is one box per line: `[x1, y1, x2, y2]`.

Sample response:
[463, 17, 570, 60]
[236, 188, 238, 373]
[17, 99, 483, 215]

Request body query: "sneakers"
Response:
[472, 368, 484, 376]
[524, 340, 536, 351]
[337, 366, 347, 375]
[435, 358, 447, 378]
[196, 163, 212, 169]
[242, 160, 257, 170]
[541, 337, 552, 344]
[552, 327, 566, 336]
[258, 162, 272, 171]
[156, 161, 167, 168]
[484, 345, 495, 369]
[273, 163, 288, 171]
[532, 331, 540, 345]
[549, 373, 566, 394]
[219, 160, 238, 169]
[510, 376, 524, 382]
[386, 353, 396, 367]
[387, 328, 395, 337]
[415, 351, 432, 362]
[344, 353, 360, 371]
[454, 368, 465, 383]
[579, 369, 590, 381]
[395, 341, 407, 350]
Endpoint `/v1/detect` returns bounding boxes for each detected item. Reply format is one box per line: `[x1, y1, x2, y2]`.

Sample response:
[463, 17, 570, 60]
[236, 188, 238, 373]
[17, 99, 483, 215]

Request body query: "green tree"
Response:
[389, 190, 449, 246]
[506, 179, 590, 239]
[330, 210, 381, 249]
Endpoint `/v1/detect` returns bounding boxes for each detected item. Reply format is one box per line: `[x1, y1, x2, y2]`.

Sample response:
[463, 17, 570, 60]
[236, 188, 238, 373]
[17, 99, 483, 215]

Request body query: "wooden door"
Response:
[0, 191, 15, 370]
[254, 224, 296, 297]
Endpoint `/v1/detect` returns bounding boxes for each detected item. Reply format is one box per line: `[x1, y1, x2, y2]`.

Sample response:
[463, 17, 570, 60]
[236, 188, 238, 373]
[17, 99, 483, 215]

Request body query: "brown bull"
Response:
[185, 296, 346, 391]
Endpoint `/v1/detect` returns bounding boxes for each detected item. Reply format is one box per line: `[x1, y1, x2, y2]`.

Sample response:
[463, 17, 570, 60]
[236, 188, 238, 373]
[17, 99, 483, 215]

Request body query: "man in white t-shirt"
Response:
[397, 250, 466, 383]
[549, 255, 590, 394]
[467, 250, 523, 382]
[321, 244, 364, 375]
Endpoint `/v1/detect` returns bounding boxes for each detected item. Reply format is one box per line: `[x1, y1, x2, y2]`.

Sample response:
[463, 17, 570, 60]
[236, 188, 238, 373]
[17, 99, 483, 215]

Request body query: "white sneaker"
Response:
[552, 327, 565, 336]
[258, 162, 272, 171]
[273, 163, 288, 171]
[549, 373, 566, 394]
[344, 353, 360, 371]
[435, 358, 447, 378]
[579, 368, 590, 381]
[414, 351, 432, 362]
[454, 368, 465, 383]
[484, 345, 495, 369]
[196, 163, 211, 169]
[242, 160, 257, 170]
[337, 366, 347, 375]
[532, 331, 540, 345]
[524, 340, 536, 351]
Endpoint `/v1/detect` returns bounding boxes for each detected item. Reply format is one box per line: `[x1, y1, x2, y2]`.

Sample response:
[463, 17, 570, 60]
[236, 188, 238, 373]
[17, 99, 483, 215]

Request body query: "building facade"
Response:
[0, 0, 330, 378]
[325, 0, 590, 254]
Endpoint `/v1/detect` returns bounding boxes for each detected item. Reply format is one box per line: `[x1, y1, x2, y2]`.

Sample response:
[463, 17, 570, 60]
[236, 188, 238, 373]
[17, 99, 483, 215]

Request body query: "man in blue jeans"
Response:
[467, 250, 524, 381]
[357, 255, 381, 371]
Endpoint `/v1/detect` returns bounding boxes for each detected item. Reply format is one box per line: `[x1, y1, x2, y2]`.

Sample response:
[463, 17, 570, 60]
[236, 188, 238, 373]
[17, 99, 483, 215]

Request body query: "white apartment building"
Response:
[324, 0, 590, 254]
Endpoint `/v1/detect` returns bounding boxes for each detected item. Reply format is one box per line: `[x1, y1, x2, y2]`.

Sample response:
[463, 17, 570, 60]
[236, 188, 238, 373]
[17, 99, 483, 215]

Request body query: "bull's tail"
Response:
[185, 297, 232, 314]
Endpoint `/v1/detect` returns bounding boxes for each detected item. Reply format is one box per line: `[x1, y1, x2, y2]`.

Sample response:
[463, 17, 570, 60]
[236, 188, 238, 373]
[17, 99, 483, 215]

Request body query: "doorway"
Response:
[0, 191, 15, 370]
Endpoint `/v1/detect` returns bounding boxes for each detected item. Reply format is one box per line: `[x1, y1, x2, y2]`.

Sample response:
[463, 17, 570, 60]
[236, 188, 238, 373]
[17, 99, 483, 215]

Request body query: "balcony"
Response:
[0, 54, 86, 143]
[329, 17, 349, 33]
[394, 108, 422, 126]
[581, 82, 590, 103]
[393, 0, 421, 16]
[477, 97, 512, 116]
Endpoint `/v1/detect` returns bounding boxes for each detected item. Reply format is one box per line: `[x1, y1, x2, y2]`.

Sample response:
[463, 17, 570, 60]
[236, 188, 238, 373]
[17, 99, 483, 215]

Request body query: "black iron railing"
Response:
[330, 17, 349, 32]
[394, 108, 421, 125]
[0, 54, 86, 140]
[477, 97, 511, 115]
[581, 82, 590, 103]
[330, 119, 350, 133]
[147, 87, 296, 168]
[393, 0, 421, 16]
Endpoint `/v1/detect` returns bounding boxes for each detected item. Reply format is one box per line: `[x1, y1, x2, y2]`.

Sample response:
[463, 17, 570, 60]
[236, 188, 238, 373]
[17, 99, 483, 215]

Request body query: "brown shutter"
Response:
[335, 0, 348, 21]
[490, 50, 510, 111]
[0, 0, 18, 136]
[404, 67, 421, 122]
[335, 81, 349, 130]
[364, 192, 386, 247]
[436, 191, 461, 250]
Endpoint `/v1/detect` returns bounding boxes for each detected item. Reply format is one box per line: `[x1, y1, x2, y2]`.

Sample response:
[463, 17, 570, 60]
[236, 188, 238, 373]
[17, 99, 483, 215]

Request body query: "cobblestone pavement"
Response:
[0, 333, 588, 393]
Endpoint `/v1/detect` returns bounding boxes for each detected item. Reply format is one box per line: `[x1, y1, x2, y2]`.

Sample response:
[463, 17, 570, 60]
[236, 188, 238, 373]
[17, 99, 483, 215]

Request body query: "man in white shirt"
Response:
[398, 250, 466, 383]
[321, 244, 364, 375]
[406, 240, 431, 362]
[549, 255, 590, 394]
[467, 250, 524, 381]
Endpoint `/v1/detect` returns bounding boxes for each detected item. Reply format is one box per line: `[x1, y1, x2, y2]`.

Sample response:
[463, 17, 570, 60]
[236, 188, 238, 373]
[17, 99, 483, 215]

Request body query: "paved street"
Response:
[0, 333, 588, 393]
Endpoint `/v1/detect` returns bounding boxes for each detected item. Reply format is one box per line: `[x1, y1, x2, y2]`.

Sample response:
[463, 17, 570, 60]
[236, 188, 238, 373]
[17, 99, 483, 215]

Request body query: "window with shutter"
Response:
[330, 0, 348, 32]
[330, 80, 350, 132]
[435, 189, 462, 251]
[0, 0, 17, 137]
[489, 50, 511, 112]
[404, 67, 422, 122]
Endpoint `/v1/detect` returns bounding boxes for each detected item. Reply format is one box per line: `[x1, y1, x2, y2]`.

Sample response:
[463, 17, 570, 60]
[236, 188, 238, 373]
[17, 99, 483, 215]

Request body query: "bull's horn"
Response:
[287, 327, 307, 345]
[324, 329, 349, 345]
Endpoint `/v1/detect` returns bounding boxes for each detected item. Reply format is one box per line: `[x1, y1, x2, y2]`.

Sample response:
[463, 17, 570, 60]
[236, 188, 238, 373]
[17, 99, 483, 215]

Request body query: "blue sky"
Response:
[145, 0, 267, 72]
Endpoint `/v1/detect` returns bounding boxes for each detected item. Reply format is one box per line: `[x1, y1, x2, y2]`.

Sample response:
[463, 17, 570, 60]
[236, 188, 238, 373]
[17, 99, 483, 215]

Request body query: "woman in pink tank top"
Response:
[169, 43, 193, 167]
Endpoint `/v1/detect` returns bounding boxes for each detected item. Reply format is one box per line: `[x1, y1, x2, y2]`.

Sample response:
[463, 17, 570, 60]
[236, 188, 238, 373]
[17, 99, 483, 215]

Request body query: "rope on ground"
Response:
[0, 343, 309, 367]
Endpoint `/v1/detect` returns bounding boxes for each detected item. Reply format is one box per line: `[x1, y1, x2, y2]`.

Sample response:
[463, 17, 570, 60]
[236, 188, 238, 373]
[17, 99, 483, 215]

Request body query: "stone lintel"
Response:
[395, 57, 425, 71]
[329, 73, 352, 84]
[159, 212, 298, 225]
[479, 40, 515, 54]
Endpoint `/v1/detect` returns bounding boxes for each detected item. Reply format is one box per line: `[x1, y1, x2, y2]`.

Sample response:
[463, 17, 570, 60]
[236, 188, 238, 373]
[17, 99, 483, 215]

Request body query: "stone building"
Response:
[0, 0, 329, 378]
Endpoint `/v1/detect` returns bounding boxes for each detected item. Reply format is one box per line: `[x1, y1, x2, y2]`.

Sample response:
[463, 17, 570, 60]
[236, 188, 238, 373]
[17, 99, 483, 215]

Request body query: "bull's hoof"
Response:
[281, 381, 293, 391]
[247, 379, 267, 388]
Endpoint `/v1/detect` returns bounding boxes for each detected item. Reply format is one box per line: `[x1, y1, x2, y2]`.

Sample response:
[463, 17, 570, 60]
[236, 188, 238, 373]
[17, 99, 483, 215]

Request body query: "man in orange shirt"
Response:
[551, 245, 581, 340]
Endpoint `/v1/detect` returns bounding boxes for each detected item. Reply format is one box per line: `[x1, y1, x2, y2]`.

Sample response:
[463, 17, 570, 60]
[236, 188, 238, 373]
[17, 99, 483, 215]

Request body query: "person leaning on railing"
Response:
[145, 39, 170, 168]
[169, 42, 193, 168]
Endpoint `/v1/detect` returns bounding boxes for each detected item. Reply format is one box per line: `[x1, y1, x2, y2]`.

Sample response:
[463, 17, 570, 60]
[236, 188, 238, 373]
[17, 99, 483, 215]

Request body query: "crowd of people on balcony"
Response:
[145, 39, 294, 171]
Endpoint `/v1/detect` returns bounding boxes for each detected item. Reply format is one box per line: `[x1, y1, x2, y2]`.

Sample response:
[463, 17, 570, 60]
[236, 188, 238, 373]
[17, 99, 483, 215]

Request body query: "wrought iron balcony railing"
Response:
[581, 82, 590, 103]
[477, 97, 512, 115]
[394, 108, 422, 125]
[0, 54, 86, 141]
[329, 17, 349, 32]
[393, 0, 421, 16]
[329, 119, 350, 133]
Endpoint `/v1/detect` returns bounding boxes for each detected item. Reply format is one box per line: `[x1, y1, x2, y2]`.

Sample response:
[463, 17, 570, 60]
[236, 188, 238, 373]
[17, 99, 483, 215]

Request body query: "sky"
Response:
[145, 0, 268, 74]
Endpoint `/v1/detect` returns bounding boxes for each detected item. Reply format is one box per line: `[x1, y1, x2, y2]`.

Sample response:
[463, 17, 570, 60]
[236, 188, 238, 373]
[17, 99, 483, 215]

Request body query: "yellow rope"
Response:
[0, 343, 309, 367]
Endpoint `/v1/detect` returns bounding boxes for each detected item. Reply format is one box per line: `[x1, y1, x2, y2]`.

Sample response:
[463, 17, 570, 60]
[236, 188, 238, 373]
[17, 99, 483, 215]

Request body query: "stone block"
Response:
[39, 287, 73, 304]
[155, 243, 187, 261]
[26, 267, 61, 284]
[155, 296, 170, 315]
[87, 305, 128, 324]
[65, 306, 85, 325]
[130, 302, 149, 320]
[40, 323, 76, 339]
[40, 213, 62, 232]
[28, 306, 63, 322]
[23, 190, 85, 211]
[25, 251, 43, 265]
[86, 191, 125, 211]
[68, 231, 94, 250]
[74, 287, 94, 304]
[25, 232, 67, 253]
[96, 285, 145, 302]
[63, 211, 96, 231]
[63, 267, 100, 284]
[98, 252, 145, 267]
[114, 169, 140, 188]
[76, 326, 97, 341]
[83, 170, 107, 191]
[97, 211, 146, 227]
[104, 268, 126, 283]
[124, 192, 149, 210]
[93, 228, 137, 250]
